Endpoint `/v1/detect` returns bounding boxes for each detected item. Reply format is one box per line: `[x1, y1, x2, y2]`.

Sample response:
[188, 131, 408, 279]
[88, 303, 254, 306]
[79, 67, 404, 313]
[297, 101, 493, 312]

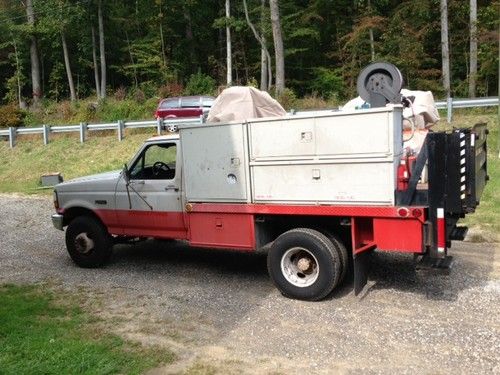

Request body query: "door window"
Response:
[129, 143, 176, 180]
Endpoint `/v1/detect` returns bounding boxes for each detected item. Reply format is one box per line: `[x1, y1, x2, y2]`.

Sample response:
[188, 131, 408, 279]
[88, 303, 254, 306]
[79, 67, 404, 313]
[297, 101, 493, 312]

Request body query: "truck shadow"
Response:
[111, 239, 271, 286]
[363, 242, 497, 301]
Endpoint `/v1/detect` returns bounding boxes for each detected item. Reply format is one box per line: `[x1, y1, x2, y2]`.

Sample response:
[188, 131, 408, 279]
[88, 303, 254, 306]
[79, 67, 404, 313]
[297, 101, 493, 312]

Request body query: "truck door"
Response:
[114, 141, 187, 239]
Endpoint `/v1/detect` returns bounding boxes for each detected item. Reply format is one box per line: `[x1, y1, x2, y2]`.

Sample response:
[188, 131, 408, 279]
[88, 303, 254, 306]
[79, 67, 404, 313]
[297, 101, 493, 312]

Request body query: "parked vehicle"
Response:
[155, 96, 214, 132]
[51, 64, 488, 301]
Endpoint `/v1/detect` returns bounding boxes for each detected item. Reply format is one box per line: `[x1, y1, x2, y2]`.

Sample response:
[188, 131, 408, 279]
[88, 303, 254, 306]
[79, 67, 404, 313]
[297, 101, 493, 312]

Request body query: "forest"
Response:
[0, 0, 498, 122]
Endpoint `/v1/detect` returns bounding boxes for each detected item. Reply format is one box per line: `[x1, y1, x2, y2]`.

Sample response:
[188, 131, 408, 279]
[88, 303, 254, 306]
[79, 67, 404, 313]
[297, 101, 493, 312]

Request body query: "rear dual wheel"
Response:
[267, 228, 348, 301]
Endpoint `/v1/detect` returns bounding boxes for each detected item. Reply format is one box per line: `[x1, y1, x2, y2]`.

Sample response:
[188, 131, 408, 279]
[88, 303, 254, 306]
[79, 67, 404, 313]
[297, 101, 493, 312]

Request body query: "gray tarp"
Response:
[207, 86, 287, 123]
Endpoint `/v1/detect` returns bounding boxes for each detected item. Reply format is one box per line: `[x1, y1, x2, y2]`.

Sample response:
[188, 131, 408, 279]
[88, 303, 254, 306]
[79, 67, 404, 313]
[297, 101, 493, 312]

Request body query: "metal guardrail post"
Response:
[446, 97, 453, 123]
[8, 127, 15, 148]
[156, 117, 162, 135]
[117, 120, 124, 141]
[43, 125, 49, 145]
[79, 122, 87, 143]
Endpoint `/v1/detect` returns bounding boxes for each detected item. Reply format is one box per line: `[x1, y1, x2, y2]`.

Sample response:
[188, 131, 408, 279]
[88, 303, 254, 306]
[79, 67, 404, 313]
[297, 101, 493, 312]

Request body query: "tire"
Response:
[327, 234, 349, 285]
[267, 228, 341, 301]
[65, 216, 112, 268]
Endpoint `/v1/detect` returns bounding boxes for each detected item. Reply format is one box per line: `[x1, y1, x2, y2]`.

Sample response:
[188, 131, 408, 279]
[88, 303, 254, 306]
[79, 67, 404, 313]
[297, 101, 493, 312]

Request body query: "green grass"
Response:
[0, 284, 174, 375]
[0, 132, 151, 194]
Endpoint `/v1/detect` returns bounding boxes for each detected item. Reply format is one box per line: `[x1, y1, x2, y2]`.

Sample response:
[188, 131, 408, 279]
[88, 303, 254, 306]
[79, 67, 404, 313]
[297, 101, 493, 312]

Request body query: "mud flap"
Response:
[354, 250, 372, 295]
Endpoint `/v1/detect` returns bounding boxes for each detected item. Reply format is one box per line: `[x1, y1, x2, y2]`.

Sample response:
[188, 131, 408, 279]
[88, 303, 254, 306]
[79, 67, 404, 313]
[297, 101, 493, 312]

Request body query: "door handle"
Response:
[165, 185, 179, 192]
[130, 180, 145, 185]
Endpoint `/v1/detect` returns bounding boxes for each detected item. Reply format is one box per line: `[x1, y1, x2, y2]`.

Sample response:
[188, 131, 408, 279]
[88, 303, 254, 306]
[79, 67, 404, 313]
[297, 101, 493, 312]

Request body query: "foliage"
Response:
[0, 284, 175, 374]
[310, 68, 345, 99]
[184, 71, 217, 96]
[0, 0, 497, 111]
[0, 104, 26, 127]
[275, 87, 298, 110]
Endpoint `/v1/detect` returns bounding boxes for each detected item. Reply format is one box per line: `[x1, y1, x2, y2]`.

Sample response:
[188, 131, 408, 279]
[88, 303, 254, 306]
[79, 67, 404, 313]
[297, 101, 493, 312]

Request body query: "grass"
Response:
[0, 284, 174, 375]
[0, 131, 152, 194]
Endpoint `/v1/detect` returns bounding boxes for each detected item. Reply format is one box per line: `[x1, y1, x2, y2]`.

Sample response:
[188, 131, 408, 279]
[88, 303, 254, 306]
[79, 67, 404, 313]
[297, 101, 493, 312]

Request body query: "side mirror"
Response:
[122, 164, 130, 184]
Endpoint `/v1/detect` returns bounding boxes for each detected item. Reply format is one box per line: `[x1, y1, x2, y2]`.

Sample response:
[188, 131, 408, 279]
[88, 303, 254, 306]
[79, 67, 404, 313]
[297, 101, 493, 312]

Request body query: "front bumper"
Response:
[51, 214, 64, 231]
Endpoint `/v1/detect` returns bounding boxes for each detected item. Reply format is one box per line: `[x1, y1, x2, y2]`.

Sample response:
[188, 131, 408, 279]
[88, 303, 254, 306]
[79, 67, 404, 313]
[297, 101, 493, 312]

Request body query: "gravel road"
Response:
[1, 194, 499, 374]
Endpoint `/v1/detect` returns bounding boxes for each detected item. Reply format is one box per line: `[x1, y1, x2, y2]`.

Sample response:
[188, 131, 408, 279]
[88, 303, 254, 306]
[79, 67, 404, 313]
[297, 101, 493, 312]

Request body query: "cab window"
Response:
[129, 143, 176, 180]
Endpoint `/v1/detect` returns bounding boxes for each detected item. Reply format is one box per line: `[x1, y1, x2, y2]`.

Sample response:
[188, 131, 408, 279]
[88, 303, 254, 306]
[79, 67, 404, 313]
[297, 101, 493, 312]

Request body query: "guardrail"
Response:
[0, 117, 203, 148]
[434, 97, 499, 123]
[0, 96, 498, 148]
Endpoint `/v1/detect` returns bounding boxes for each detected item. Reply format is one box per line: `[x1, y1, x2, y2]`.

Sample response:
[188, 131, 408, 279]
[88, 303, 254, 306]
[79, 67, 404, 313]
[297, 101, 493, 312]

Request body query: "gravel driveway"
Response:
[1, 194, 499, 374]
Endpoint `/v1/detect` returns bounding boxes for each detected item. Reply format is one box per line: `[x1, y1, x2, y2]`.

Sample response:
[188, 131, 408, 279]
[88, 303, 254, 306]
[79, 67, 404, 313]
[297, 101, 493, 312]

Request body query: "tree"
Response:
[226, 0, 232, 86]
[25, 0, 42, 104]
[440, 0, 451, 98]
[269, 0, 284, 95]
[98, 0, 106, 98]
[91, 25, 100, 98]
[469, 0, 477, 98]
[242, 0, 272, 91]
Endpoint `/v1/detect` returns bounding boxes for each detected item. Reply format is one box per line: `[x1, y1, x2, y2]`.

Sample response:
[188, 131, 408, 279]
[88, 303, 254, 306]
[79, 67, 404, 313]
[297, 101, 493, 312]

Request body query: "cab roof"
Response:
[145, 134, 179, 143]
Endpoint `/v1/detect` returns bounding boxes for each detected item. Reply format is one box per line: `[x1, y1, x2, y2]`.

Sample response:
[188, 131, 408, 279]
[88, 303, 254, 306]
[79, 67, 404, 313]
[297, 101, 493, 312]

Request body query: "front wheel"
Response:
[65, 216, 112, 268]
[267, 228, 341, 301]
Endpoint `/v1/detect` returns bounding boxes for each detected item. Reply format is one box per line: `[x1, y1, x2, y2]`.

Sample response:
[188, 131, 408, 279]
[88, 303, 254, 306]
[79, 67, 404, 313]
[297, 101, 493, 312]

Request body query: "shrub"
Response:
[184, 71, 216, 96]
[114, 86, 127, 101]
[158, 82, 184, 98]
[310, 67, 345, 99]
[275, 88, 298, 110]
[0, 105, 26, 128]
[133, 89, 146, 104]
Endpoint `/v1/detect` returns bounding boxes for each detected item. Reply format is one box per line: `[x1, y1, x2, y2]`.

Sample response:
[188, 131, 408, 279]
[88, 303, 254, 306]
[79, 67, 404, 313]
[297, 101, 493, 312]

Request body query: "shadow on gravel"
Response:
[112, 239, 268, 275]
[363, 244, 496, 301]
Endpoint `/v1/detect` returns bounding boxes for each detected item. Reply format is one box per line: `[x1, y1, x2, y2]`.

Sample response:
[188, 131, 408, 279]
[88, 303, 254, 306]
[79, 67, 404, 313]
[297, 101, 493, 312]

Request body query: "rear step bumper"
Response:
[415, 254, 454, 274]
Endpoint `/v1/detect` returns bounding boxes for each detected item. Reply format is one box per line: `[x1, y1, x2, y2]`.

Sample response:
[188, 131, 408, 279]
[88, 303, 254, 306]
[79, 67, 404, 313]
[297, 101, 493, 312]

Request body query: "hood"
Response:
[56, 170, 122, 192]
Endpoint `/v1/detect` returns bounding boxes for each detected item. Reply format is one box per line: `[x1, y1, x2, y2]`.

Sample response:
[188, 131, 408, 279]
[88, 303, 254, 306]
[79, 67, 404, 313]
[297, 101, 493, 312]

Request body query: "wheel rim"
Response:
[280, 247, 319, 287]
[74, 232, 95, 254]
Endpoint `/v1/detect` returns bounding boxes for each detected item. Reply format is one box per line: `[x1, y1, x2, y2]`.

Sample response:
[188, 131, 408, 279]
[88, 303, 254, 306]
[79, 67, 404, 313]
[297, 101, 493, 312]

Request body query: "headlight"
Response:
[53, 190, 59, 210]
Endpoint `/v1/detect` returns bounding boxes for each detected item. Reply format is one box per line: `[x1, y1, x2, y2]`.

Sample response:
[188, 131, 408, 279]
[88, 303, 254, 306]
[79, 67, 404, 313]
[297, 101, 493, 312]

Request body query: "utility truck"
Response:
[51, 63, 488, 300]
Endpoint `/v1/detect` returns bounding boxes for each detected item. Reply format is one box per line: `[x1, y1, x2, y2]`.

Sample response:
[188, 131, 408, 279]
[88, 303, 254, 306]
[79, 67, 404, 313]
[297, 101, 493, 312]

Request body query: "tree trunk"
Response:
[243, 0, 272, 91]
[260, 0, 268, 91]
[25, 0, 42, 104]
[159, 0, 167, 67]
[10, 32, 22, 108]
[440, 0, 451, 99]
[368, 0, 375, 61]
[98, 0, 106, 99]
[183, 6, 196, 70]
[61, 32, 76, 101]
[226, 0, 232, 86]
[269, 0, 285, 95]
[468, 0, 477, 98]
[91, 25, 100, 98]
[125, 30, 138, 89]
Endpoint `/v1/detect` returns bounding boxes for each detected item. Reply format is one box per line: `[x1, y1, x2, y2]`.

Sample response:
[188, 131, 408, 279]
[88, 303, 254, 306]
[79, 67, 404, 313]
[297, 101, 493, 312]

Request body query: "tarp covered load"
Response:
[207, 86, 287, 123]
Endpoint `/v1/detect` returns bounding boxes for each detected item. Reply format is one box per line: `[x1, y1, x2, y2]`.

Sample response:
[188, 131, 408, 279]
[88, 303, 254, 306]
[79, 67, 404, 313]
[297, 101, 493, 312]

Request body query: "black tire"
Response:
[327, 234, 349, 285]
[267, 228, 341, 301]
[65, 216, 112, 268]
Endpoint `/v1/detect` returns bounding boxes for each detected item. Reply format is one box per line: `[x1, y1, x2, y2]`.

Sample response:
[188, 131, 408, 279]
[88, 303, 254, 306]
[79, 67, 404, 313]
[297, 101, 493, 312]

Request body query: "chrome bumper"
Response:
[51, 214, 64, 231]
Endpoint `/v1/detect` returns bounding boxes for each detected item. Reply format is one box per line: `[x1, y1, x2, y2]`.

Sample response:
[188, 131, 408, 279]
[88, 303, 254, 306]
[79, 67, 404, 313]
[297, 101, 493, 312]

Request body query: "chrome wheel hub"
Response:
[281, 247, 319, 287]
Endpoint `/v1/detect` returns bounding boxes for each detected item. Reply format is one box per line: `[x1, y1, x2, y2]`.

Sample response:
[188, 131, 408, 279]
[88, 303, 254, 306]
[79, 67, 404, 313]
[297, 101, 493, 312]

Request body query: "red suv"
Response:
[155, 95, 215, 119]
